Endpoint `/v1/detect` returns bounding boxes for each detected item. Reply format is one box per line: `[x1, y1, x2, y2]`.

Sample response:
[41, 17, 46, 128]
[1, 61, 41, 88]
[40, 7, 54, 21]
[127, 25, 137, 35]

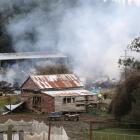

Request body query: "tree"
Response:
[109, 72, 140, 121]
[36, 64, 71, 75]
[109, 37, 140, 122]
[128, 37, 140, 52]
[118, 37, 140, 73]
[0, 81, 14, 95]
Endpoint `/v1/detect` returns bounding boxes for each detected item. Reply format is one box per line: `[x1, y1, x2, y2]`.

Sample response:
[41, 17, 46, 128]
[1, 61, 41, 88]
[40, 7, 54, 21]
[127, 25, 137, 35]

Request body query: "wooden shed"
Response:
[20, 74, 96, 113]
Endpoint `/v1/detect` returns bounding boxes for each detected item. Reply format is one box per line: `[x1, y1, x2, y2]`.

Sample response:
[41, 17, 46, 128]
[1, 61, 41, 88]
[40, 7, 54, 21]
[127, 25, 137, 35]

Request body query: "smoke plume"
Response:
[0, 0, 140, 83]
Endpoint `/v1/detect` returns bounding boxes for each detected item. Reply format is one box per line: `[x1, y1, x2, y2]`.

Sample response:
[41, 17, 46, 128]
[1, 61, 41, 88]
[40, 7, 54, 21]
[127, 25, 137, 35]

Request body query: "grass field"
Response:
[0, 95, 20, 106]
[93, 128, 140, 140]
[0, 95, 20, 114]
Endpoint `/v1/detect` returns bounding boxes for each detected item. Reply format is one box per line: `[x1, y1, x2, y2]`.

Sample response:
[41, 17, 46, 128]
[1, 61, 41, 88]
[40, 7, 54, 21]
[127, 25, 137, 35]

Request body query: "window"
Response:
[72, 98, 75, 103]
[63, 97, 75, 104]
[33, 96, 41, 105]
[67, 98, 71, 103]
[63, 98, 66, 104]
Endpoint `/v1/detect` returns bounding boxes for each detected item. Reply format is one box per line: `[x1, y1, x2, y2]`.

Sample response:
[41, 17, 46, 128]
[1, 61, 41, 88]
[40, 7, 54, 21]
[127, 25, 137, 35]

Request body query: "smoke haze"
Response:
[1, 0, 140, 81]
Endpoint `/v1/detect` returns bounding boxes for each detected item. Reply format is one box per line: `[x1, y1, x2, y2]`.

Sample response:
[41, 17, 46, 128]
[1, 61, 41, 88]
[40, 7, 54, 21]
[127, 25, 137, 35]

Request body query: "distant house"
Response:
[20, 74, 96, 113]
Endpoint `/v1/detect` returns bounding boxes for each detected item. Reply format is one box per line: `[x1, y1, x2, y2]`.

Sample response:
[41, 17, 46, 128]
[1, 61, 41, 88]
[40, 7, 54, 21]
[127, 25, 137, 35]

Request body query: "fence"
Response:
[0, 118, 140, 140]
[87, 121, 140, 140]
[0, 120, 69, 140]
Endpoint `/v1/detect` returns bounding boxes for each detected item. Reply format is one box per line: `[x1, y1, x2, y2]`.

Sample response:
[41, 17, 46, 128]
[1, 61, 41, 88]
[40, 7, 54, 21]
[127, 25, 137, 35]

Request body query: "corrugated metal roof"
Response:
[0, 52, 67, 60]
[30, 74, 84, 89]
[42, 89, 94, 97]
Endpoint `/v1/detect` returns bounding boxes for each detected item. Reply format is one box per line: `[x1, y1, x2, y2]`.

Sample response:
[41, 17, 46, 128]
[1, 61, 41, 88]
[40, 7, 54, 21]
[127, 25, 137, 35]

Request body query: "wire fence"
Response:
[81, 121, 140, 140]
[93, 132, 140, 140]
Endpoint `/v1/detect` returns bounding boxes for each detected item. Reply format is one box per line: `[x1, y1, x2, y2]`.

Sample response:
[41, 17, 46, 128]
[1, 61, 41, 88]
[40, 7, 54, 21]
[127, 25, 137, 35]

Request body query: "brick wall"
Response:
[20, 92, 55, 113]
[20, 77, 39, 111]
[20, 92, 33, 110]
[21, 77, 55, 113]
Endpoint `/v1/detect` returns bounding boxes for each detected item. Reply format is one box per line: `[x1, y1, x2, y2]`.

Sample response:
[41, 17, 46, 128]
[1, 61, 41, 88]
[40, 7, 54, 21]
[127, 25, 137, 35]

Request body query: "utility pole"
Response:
[124, 49, 127, 80]
[120, 49, 130, 80]
[9, 95, 11, 114]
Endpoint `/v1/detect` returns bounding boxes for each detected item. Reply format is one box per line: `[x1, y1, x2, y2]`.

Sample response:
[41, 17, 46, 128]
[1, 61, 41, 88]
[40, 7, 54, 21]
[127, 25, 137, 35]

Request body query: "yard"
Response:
[0, 95, 20, 114]
[0, 95, 19, 106]
[92, 128, 140, 140]
[0, 113, 139, 140]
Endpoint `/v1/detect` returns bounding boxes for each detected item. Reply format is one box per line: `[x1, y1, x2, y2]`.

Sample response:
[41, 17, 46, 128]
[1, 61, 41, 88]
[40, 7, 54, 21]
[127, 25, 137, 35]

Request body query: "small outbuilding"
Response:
[20, 74, 97, 113]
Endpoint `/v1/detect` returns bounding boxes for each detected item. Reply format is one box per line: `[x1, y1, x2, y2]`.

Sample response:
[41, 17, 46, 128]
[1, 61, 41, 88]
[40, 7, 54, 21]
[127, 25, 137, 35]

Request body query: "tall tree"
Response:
[109, 72, 140, 121]
[109, 37, 140, 122]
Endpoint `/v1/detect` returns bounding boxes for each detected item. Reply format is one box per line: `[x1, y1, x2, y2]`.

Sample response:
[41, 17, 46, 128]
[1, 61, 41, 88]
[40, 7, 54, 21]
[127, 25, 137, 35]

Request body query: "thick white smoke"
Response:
[58, 0, 140, 78]
[107, 0, 140, 6]
[1, 0, 140, 82]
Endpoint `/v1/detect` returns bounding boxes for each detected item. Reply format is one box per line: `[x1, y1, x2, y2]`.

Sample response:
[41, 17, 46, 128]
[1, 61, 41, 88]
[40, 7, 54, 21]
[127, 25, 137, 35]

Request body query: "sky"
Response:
[0, 0, 140, 82]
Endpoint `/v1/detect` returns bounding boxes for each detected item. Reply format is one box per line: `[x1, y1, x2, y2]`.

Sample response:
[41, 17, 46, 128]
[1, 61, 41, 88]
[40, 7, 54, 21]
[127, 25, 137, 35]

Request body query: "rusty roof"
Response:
[30, 74, 84, 89]
[42, 89, 94, 97]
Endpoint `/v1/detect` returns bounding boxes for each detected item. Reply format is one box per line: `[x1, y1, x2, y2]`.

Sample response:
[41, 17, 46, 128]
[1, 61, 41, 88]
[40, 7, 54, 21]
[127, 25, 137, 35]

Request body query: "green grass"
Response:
[0, 95, 20, 108]
[93, 128, 140, 140]
[95, 128, 140, 135]
[0, 95, 20, 114]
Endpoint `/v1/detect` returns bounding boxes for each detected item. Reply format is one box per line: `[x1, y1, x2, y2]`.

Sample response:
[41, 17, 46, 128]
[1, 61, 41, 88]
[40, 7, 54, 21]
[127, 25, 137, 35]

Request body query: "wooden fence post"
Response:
[19, 131, 24, 140]
[7, 125, 13, 140]
[48, 122, 51, 140]
[90, 121, 93, 140]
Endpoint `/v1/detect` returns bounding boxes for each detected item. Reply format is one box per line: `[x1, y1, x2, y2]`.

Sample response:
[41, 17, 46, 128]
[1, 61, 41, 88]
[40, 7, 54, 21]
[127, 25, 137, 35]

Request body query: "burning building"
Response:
[20, 74, 96, 113]
[0, 52, 68, 68]
[0, 52, 68, 85]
